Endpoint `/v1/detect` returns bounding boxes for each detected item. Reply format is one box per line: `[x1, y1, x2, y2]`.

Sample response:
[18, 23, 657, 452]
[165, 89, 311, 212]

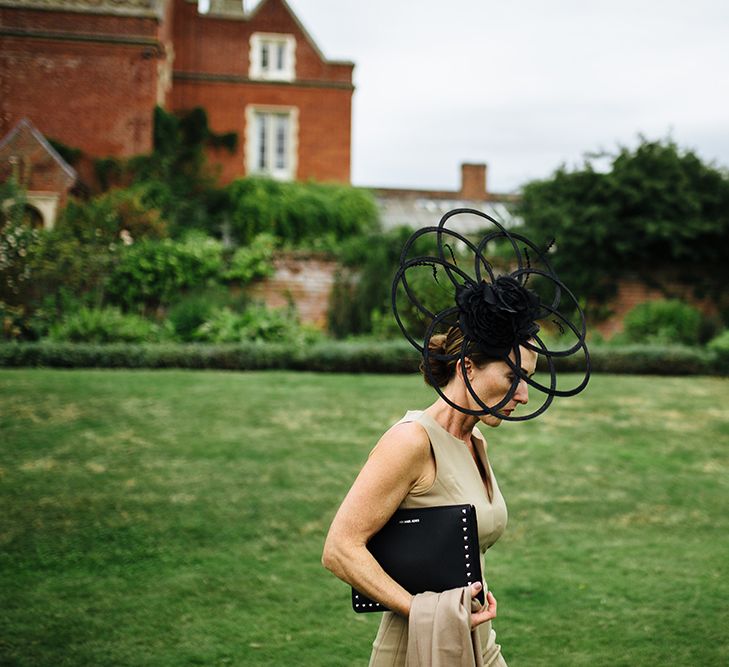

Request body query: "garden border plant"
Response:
[0, 340, 720, 375]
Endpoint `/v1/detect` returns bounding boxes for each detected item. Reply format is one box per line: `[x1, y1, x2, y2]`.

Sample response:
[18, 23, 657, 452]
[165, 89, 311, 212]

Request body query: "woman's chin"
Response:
[480, 414, 503, 428]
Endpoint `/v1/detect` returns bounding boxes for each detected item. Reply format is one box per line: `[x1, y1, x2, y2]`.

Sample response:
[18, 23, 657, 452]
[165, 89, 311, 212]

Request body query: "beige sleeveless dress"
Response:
[368, 410, 509, 667]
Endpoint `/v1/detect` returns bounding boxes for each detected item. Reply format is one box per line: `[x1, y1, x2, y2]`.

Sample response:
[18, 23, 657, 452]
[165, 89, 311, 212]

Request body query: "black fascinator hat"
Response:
[391, 208, 590, 421]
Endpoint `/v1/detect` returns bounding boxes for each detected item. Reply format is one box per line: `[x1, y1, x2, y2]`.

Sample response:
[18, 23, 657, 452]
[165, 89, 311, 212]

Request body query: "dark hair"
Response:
[419, 326, 498, 388]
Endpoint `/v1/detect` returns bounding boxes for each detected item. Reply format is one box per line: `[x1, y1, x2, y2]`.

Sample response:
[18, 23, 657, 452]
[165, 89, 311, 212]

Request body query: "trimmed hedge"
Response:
[0, 342, 295, 371]
[0, 341, 722, 375]
[537, 344, 716, 376]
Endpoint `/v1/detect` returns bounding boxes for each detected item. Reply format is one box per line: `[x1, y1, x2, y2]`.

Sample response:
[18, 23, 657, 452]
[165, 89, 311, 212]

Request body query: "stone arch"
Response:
[0, 192, 59, 229]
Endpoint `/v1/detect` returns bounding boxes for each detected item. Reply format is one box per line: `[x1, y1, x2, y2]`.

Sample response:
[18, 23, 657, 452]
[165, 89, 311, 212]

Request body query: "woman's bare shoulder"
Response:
[370, 418, 431, 461]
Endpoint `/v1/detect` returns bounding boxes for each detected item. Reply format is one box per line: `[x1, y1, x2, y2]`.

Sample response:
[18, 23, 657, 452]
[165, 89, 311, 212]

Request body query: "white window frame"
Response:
[249, 32, 296, 82]
[245, 105, 298, 181]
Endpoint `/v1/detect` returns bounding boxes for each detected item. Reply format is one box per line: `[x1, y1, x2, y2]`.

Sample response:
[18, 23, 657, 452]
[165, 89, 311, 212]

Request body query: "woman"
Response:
[322, 210, 590, 666]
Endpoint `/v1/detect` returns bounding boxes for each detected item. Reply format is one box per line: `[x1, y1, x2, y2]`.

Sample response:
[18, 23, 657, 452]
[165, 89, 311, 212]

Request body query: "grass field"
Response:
[1, 369, 728, 666]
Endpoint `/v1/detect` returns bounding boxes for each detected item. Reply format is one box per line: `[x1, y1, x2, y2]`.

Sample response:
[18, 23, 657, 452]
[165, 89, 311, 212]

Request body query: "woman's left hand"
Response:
[469, 582, 497, 629]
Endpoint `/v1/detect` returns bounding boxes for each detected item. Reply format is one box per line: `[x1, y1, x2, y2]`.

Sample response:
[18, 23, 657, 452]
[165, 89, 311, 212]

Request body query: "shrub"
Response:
[22, 230, 119, 333]
[1, 302, 26, 340]
[327, 226, 412, 338]
[2, 291, 93, 342]
[57, 188, 167, 244]
[227, 177, 379, 247]
[49, 307, 164, 343]
[707, 330, 729, 373]
[1, 200, 121, 340]
[328, 225, 473, 339]
[166, 286, 247, 342]
[194, 303, 322, 345]
[221, 233, 276, 283]
[106, 236, 224, 311]
[622, 299, 703, 345]
[1, 215, 41, 301]
[1, 178, 42, 309]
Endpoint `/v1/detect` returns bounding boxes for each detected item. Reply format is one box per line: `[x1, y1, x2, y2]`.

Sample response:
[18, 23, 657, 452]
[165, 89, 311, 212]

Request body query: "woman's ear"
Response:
[457, 358, 473, 380]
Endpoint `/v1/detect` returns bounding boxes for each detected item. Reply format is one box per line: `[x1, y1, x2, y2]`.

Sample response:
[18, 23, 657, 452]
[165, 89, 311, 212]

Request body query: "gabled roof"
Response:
[0, 118, 77, 183]
[245, 0, 354, 66]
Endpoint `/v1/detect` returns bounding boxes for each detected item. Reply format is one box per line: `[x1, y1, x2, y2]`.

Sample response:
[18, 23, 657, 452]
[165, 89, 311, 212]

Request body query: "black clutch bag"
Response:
[352, 504, 484, 613]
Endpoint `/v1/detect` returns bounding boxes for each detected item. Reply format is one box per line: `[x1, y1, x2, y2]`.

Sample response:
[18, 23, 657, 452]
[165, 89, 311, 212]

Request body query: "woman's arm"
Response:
[321, 420, 432, 617]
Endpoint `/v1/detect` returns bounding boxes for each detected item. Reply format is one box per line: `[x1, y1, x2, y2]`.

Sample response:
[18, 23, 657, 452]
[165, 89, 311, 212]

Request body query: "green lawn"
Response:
[1, 369, 728, 666]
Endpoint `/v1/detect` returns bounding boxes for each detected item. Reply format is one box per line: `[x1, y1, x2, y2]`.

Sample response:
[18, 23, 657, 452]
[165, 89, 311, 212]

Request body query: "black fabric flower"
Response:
[455, 276, 541, 357]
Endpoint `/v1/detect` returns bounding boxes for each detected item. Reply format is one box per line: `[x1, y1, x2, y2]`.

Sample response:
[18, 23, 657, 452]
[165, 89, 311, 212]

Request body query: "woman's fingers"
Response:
[471, 590, 497, 629]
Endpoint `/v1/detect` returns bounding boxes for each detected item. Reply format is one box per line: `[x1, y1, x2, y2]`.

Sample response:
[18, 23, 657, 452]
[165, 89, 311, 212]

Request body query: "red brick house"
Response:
[0, 0, 354, 185]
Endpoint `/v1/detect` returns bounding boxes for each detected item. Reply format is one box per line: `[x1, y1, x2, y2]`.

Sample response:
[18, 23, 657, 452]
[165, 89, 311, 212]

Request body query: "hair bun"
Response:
[420, 333, 450, 387]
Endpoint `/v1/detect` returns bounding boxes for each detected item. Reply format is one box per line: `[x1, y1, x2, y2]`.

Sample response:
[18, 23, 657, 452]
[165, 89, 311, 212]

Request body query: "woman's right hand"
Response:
[469, 582, 497, 629]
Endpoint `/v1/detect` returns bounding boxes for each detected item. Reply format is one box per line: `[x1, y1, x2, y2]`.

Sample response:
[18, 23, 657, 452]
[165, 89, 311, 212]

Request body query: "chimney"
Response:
[459, 163, 488, 200]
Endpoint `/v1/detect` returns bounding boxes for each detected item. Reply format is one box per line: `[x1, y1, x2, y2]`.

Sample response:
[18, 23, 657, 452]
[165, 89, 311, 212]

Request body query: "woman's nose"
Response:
[515, 379, 529, 405]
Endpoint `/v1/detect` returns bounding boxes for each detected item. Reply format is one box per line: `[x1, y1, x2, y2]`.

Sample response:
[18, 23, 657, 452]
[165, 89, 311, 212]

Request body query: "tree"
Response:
[519, 138, 729, 318]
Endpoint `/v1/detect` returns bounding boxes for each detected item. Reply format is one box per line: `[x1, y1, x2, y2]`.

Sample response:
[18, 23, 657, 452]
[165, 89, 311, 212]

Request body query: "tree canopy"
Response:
[519, 138, 729, 318]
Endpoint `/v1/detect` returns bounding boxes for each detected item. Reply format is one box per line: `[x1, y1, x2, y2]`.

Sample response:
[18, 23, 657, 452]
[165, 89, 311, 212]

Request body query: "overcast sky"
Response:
[269, 0, 729, 193]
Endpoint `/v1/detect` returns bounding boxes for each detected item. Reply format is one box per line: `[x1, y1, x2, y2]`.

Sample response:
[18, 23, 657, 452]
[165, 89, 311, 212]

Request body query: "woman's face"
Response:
[464, 345, 538, 427]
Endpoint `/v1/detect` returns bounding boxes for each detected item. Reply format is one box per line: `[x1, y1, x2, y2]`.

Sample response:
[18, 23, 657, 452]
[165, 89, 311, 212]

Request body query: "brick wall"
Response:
[593, 274, 720, 338]
[244, 253, 338, 329]
[248, 259, 721, 338]
[0, 6, 169, 159]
